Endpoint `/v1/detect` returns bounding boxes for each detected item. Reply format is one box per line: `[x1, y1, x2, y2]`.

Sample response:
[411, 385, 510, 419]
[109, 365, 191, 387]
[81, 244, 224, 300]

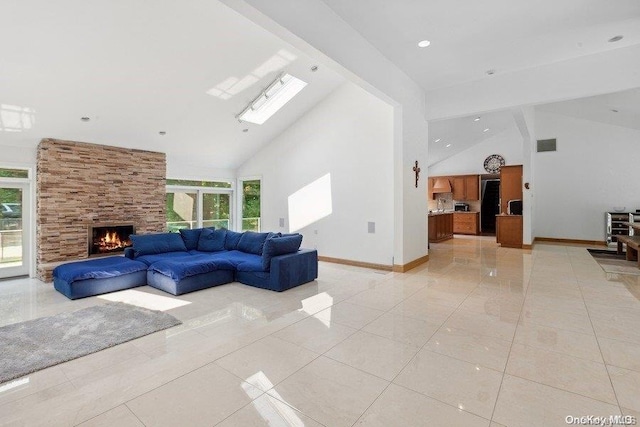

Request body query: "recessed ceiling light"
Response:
[608, 35, 624, 43]
[418, 40, 431, 48]
[158, 131, 166, 136]
[434, 138, 441, 143]
[474, 117, 481, 122]
[611, 109, 619, 113]
[80, 117, 90, 122]
[446, 144, 451, 148]
[486, 69, 496, 76]
[483, 128, 489, 132]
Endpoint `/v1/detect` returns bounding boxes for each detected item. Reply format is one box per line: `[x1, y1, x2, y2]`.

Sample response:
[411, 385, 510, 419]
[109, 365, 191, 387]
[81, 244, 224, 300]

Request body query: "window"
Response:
[0, 168, 29, 179]
[240, 179, 261, 231]
[166, 179, 231, 188]
[166, 180, 232, 232]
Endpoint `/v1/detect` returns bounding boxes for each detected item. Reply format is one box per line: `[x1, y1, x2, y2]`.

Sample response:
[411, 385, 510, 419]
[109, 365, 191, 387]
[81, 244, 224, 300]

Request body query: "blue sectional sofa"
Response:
[53, 228, 318, 299]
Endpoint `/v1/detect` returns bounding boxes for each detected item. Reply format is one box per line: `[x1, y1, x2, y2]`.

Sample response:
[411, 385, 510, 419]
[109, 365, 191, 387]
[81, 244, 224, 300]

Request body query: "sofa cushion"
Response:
[197, 228, 227, 252]
[224, 230, 243, 250]
[237, 231, 271, 255]
[135, 251, 193, 266]
[236, 257, 267, 272]
[130, 233, 187, 257]
[179, 228, 203, 250]
[53, 256, 148, 284]
[262, 234, 303, 270]
[149, 256, 220, 282]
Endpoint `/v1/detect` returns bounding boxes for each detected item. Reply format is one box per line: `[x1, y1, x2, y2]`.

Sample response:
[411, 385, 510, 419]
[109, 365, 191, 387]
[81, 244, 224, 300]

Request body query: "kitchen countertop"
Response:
[428, 210, 454, 216]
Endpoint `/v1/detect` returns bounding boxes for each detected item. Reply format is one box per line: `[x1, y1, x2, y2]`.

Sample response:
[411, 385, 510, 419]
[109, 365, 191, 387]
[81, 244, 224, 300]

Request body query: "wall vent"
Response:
[537, 138, 557, 152]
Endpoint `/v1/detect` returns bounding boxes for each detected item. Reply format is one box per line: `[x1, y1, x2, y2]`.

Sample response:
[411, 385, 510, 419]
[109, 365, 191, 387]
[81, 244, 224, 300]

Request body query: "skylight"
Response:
[237, 73, 307, 125]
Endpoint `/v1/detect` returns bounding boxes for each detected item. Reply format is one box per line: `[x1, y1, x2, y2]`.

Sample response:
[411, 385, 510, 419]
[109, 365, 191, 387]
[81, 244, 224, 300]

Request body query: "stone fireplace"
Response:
[36, 139, 166, 281]
[88, 224, 135, 257]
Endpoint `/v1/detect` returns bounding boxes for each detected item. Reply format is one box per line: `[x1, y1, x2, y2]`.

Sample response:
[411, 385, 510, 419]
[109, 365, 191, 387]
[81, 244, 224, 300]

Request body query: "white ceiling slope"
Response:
[536, 88, 640, 131]
[0, 0, 344, 171]
[428, 110, 517, 166]
[321, 0, 640, 91]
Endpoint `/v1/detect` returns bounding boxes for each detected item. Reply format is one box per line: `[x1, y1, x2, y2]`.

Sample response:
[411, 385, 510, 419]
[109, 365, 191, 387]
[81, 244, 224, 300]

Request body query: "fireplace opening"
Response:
[88, 224, 135, 257]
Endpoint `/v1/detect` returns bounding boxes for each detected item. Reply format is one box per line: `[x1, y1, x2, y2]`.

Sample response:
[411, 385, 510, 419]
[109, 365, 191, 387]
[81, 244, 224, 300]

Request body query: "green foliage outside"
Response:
[0, 169, 26, 232]
[164, 179, 260, 232]
[166, 179, 231, 188]
[242, 180, 261, 231]
[0, 169, 27, 204]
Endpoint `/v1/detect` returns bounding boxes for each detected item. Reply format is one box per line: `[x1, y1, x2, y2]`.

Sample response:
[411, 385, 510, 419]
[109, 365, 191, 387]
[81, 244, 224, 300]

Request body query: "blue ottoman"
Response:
[147, 256, 233, 295]
[53, 257, 148, 300]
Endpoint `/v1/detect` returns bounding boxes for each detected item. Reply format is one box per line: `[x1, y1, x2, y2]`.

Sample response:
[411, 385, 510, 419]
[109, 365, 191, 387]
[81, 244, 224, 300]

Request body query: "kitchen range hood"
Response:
[432, 177, 452, 193]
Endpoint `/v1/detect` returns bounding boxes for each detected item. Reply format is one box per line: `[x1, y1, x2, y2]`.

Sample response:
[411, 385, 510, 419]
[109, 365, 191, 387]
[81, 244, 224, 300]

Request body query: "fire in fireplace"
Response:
[88, 224, 135, 257]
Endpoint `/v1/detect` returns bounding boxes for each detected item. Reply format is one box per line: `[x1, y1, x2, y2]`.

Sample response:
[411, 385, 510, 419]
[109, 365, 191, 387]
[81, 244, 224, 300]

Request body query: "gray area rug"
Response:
[588, 249, 640, 276]
[0, 302, 181, 384]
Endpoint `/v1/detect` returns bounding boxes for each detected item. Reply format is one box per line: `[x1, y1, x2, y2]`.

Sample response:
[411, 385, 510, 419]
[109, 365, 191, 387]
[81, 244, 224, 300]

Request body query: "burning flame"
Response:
[94, 229, 130, 253]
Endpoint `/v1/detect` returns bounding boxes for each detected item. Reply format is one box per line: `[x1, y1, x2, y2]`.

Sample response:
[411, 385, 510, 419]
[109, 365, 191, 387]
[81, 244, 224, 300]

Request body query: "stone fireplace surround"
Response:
[36, 139, 166, 281]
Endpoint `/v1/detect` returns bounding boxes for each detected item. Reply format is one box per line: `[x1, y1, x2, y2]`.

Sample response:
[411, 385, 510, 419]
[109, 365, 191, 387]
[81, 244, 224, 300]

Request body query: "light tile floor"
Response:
[1, 236, 640, 426]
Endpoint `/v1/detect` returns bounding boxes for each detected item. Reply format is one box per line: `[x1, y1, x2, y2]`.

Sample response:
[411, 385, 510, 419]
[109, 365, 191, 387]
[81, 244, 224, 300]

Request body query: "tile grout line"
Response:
[351, 259, 498, 425]
[487, 246, 537, 423]
[571, 250, 625, 414]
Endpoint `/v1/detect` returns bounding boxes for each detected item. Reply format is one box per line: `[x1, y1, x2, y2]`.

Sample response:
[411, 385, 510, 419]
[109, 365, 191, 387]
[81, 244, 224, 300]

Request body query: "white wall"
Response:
[221, 0, 428, 266]
[534, 111, 640, 242]
[0, 143, 37, 165]
[166, 160, 234, 183]
[237, 83, 395, 266]
[428, 125, 524, 176]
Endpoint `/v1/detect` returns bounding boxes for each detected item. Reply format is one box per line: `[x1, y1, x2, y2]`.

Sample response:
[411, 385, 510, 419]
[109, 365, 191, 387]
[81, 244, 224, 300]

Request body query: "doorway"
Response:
[0, 181, 30, 278]
[481, 177, 500, 234]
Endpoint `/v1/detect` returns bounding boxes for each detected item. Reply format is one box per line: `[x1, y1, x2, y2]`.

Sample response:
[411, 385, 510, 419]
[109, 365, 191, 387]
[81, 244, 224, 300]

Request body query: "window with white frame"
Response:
[165, 179, 233, 232]
[239, 178, 261, 232]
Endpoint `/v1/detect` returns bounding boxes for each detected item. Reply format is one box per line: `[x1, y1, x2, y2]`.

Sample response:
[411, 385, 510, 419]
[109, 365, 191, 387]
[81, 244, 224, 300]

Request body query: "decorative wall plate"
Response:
[484, 154, 505, 173]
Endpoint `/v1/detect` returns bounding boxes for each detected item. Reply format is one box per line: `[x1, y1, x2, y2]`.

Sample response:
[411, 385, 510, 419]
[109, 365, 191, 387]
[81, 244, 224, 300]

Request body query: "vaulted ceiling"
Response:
[0, 0, 345, 171]
[2, 1, 639, 171]
[321, 0, 640, 91]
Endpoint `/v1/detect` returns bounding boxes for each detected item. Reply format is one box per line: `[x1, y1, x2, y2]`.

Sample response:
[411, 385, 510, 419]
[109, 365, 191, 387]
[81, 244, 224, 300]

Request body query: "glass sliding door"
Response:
[166, 191, 197, 232]
[0, 183, 29, 278]
[202, 193, 230, 229]
[166, 182, 233, 231]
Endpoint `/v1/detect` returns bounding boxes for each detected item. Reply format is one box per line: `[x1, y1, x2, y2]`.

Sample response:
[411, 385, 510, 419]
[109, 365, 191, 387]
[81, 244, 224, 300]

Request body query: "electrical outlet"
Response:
[279, 218, 285, 227]
[314, 229, 318, 235]
[368, 222, 375, 233]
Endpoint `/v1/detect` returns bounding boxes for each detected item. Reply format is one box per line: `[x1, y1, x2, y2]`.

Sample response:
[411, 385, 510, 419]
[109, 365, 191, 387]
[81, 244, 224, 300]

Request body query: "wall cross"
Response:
[413, 160, 420, 188]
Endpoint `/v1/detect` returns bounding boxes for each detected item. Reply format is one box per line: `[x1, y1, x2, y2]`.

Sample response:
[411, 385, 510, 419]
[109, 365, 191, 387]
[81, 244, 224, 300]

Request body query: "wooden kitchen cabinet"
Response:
[500, 165, 523, 214]
[451, 175, 480, 201]
[428, 177, 435, 200]
[453, 212, 479, 235]
[496, 215, 523, 248]
[452, 176, 465, 200]
[465, 175, 479, 200]
[428, 213, 453, 242]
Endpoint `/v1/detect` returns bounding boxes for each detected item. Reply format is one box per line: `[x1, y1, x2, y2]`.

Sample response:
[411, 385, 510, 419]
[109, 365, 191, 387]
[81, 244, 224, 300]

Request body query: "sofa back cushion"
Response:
[180, 228, 203, 250]
[261, 234, 303, 270]
[130, 233, 187, 257]
[179, 227, 216, 250]
[197, 228, 227, 252]
[238, 231, 272, 255]
[224, 230, 243, 250]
